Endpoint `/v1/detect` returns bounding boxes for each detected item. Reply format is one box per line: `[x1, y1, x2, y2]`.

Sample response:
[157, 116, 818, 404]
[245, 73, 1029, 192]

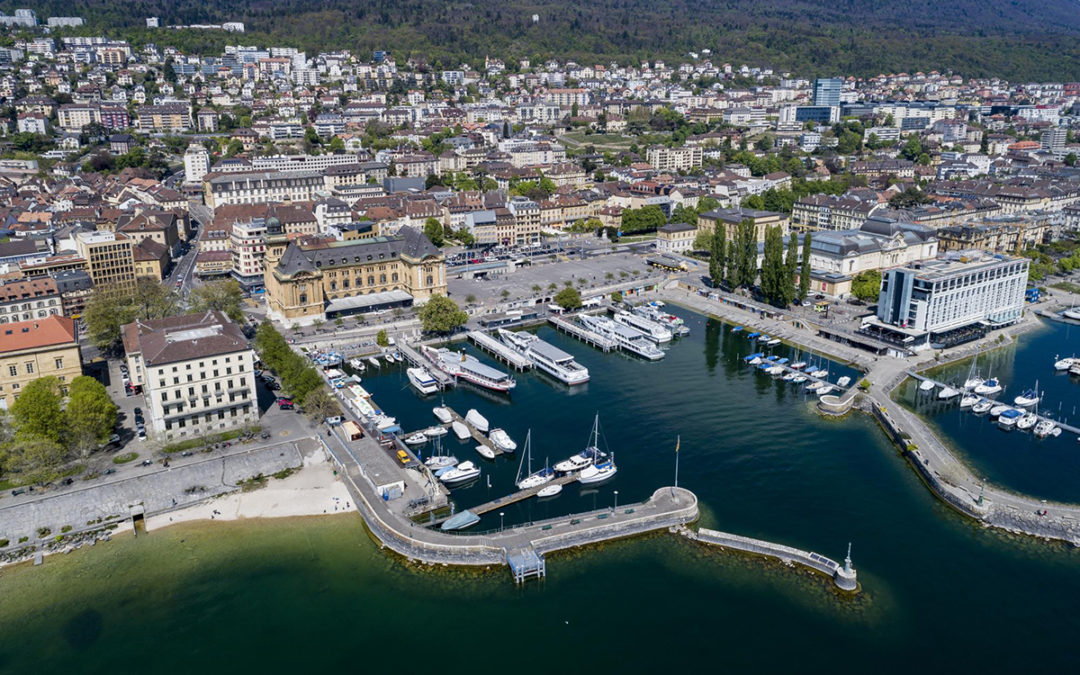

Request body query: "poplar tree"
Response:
[709, 225, 726, 288]
[798, 231, 813, 302]
[760, 225, 786, 305]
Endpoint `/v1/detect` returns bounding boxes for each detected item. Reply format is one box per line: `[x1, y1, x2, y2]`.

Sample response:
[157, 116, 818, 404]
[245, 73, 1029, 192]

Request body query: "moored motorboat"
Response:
[475, 445, 496, 460]
[367, 356, 381, 368]
[816, 384, 834, 396]
[791, 374, 807, 384]
[578, 454, 617, 484]
[439, 460, 481, 485]
[384, 353, 397, 364]
[805, 380, 823, 392]
[809, 369, 828, 378]
[1034, 419, 1057, 438]
[938, 386, 960, 400]
[1054, 356, 1079, 371]
[790, 361, 807, 370]
[997, 408, 1022, 430]
[465, 408, 489, 433]
[407, 367, 440, 395]
[537, 484, 563, 498]
[440, 510, 480, 531]
[766, 338, 781, 346]
[425, 455, 458, 469]
[919, 379, 936, 392]
[1013, 388, 1040, 408]
[433, 406, 453, 424]
[960, 394, 979, 409]
[836, 376, 852, 387]
[424, 425, 448, 438]
[451, 420, 470, 440]
[489, 428, 516, 452]
[404, 433, 428, 445]
[1016, 413, 1038, 431]
[989, 404, 1011, 418]
[348, 358, 366, 372]
[974, 378, 1002, 396]
[972, 399, 994, 414]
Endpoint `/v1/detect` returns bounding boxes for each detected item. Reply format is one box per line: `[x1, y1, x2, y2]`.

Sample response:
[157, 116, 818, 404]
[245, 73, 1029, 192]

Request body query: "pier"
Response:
[467, 331, 533, 371]
[548, 314, 617, 352]
[397, 343, 456, 389]
[423, 473, 581, 528]
[906, 371, 1080, 435]
[399, 405, 505, 458]
[686, 528, 858, 592]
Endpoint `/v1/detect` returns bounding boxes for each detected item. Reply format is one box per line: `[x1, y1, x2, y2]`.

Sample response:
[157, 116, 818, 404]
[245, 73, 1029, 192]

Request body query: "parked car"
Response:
[278, 400, 294, 410]
[325, 416, 343, 426]
[265, 380, 280, 390]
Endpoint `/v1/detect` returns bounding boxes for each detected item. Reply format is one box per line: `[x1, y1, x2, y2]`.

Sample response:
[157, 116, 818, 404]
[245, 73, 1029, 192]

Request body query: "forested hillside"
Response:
[12, 0, 1080, 80]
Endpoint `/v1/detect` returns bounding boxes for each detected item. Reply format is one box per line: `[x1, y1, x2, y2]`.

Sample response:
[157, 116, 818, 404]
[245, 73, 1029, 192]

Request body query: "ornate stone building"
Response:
[264, 224, 446, 325]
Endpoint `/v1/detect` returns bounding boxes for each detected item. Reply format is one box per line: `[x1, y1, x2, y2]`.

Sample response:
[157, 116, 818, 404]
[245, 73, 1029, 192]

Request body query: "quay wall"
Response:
[691, 527, 857, 591]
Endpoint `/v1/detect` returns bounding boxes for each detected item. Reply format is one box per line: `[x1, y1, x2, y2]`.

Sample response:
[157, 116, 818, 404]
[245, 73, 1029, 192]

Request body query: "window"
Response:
[55, 357, 63, 369]
[8, 365, 15, 377]
[25, 362, 33, 374]
[299, 292, 307, 304]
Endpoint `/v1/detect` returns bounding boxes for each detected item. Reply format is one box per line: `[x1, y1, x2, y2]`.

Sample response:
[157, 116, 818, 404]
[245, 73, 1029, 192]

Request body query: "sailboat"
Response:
[553, 413, 607, 473]
[515, 431, 555, 490]
[1013, 382, 1040, 408]
[424, 434, 458, 470]
[578, 452, 617, 484]
[963, 354, 983, 391]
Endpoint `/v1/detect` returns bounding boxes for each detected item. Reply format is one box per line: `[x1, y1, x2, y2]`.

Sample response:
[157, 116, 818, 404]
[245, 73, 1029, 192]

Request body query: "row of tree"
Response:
[708, 221, 812, 306]
[1, 375, 118, 484]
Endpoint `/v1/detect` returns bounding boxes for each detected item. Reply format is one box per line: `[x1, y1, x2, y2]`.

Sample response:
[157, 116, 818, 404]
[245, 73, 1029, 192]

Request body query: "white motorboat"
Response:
[1064, 307, 1080, 320]
[497, 328, 590, 386]
[997, 409, 1022, 430]
[1034, 419, 1057, 438]
[374, 415, 397, 431]
[465, 408, 489, 433]
[404, 433, 428, 445]
[422, 345, 517, 392]
[489, 428, 517, 453]
[972, 399, 994, 414]
[749, 357, 763, 365]
[514, 432, 555, 490]
[579, 314, 665, 360]
[451, 420, 470, 440]
[989, 404, 1011, 418]
[424, 425, 448, 438]
[767, 365, 785, 376]
[578, 454, 617, 484]
[791, 374, 807, 384]
[782, 372, 796, 382]
[809, 369, 828, 378]
[536, 484, 563, 498]
[1055, 356, 1079, 371]
[919, 379, 936, 392]
[612, 310, 673, 343]
[425, 455, 458, 469]
[816, 385, 834, 396]
[974, 378, 1002, 396]
[475, 445, 496, 460]
[805, 380, 823, 392]
[407, 367, 440, 395]
[766, 338, 781, 346]
[384, 353, 397, 364]
[348, 358, 366, 372]
[367, 356, 381, 368]
[960, 394, 979, 409]
[433, 406, 453, 424]
[439, 461, 481, 485]
[836, 376, 851, 387]
[1017, 413, 1038, 431]
[938, 386, 960, 400]
[555, 414, 607, 473]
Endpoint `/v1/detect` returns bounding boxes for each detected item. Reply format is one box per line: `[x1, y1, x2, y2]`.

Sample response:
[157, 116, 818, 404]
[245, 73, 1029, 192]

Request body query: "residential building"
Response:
[264, 226, 446, 325]
[73, 231, 136, 290]
[646, 145, 703, 172]
[697, 208, 789, 242]
[52, 269, 93, 318]
[0, 277, 61, 323]
[230, 217, 269, 289]
[121, 311, 258, 439]
[656, 222, 698, 254]
[203, 170, 325, 207]
[0, 315, 81, 409]
[184, 143, 210, 184]
[136, 103, 193, 132]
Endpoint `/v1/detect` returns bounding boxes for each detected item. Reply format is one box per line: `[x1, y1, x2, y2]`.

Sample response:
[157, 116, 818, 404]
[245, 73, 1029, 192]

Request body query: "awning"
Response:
[325, 289, 413, 314]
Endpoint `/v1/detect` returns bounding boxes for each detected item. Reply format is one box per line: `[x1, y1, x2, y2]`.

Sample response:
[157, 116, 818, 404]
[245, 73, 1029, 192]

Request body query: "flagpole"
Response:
[673, 435, 680, 502]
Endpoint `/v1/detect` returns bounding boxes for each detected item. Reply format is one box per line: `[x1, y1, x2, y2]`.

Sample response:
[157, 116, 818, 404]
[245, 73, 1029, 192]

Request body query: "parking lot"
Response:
[447, 251, 662, 307]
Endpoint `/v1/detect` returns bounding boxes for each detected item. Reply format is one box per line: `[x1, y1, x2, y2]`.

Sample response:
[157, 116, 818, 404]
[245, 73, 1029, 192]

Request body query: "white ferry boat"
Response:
[497, 329, 590, 385]
[422, 346, 517, 392]
[632, 304, 690, 336]
[613, 310, 673, 343]
[579, 314, 664, 360]
[406, 367, 440, 395]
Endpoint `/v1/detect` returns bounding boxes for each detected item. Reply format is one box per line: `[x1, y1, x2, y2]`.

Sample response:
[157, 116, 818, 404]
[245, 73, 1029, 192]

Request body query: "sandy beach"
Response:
[145, 450, 356, 531]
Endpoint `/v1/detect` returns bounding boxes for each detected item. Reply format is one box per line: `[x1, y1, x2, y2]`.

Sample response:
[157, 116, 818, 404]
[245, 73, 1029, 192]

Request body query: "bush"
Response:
[858, 378, 871, 391]
[37, 527, 51, 538]
[0, 538, 8, 547]
[18, 536, 28, 543]
[61, 525, 72, 533]
[113, 452, 139, 464]
[161, 428, 254, 454]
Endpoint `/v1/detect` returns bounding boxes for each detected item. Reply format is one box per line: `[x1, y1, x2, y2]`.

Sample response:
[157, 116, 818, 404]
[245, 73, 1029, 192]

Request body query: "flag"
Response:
[675, 436, 680, 453]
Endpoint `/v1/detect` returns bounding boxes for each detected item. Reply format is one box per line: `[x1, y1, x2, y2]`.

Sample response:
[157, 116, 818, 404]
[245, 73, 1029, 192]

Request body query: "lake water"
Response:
[2, 308, 1078, 674]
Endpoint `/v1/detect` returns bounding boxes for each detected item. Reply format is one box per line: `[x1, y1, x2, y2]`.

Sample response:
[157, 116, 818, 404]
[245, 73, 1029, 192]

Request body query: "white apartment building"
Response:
[646, 145, 703, 172]
[184, 143, 210, 185]
[204, 169, 325, 207]
[229, 217, 268, 288]
[250, 154, 360, 172]
[121, 311, 258, 440]
[872, 252, 1028, 348]
[57, 104, 100, 131]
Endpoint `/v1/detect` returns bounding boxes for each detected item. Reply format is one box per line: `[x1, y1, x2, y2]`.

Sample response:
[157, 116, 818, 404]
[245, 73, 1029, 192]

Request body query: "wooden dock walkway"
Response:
[468, 474, 579, 516]
[398, 343, 455, 389]
[548, 314, 617, 352]
[446, 405, 504, 456]
[467, 331, 532, 371]
[906, 371, 1080, 435]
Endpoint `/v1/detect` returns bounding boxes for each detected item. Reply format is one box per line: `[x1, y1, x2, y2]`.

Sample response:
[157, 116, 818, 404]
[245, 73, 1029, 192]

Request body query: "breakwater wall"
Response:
[687, 527, 858, 592]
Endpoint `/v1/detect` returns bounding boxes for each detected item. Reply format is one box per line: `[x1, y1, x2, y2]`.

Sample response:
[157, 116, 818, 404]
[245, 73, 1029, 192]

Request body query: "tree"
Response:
[611, 291, 623, 303]
[83, 279, 182, 352]
[302, 387, 341, 421]
[785, 230, 800, 297]
[851, 270, 883, 302]
[10, 377, 64, 444]
[8, 435, 67, 485]
[188, 279, 245, 322]
[1066, 153, 1077, 167]
[376, 329, 389, 347]
[554, 287, 583, 310]
[900, 135, 923, 161]
[423, 217, 445, 247]
[328, 136, 345, 153]
[798, 231, 812, 302]
[736, 220, 758, 289]
[888, 186, 932, 209]
[418, 294, 468, 334]
[759, 225, 788, 306]
[65, 376, 118, 456]
[709, 225, 726, 287]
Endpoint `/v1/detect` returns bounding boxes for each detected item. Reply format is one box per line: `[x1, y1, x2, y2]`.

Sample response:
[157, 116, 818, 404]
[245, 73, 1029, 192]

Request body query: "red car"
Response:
[277, 398, 294, 410]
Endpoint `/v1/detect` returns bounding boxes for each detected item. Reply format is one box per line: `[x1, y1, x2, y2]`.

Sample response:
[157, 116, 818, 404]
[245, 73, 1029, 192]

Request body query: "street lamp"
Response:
[500, 511, 505, 532]
[614, 490, 619, 510]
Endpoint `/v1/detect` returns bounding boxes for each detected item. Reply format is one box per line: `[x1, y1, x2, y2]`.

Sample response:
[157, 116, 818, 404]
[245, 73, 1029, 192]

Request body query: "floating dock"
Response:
[467, 331, 532, 371]
[548, 314, 617, 352]
[424, 473, 580, 528]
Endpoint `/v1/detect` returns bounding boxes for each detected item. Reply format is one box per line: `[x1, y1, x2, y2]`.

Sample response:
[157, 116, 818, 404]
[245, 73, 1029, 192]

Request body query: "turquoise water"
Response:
[1, 308, 1079, 674]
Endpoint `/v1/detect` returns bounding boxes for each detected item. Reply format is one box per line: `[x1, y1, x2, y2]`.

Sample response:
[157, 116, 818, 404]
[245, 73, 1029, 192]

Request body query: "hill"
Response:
[13, 0, 1080, 80]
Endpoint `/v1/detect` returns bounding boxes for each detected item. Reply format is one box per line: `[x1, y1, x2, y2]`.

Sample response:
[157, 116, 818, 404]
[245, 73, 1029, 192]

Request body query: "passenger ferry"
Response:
[579, 314, 664, 360]
[421, 345, 516, 392]
[612, 310, 673, 343]
[497, 329, 590, 385]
